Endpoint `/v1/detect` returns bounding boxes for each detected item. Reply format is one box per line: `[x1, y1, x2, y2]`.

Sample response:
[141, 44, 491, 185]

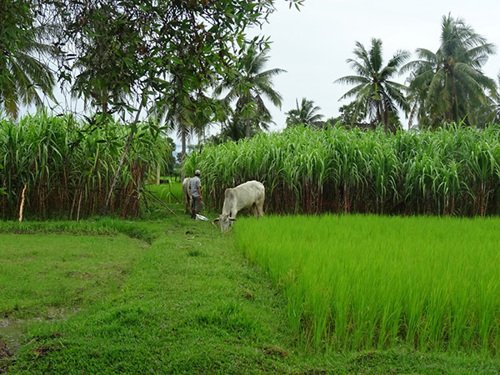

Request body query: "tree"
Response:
[158, 91, 219, 161]
[214, 44, 285, 138]
[68, 4, 135, 115]
[285, 97, 323, 127]
[328, 102, 368, 128]
[402, 14, 498, 129]
[44, 0, 301, 213]
[47, 1, 301, 117]
[335, 38, 410, 133]
[496, 73, 500, 123]
[0, 0, 56, 118]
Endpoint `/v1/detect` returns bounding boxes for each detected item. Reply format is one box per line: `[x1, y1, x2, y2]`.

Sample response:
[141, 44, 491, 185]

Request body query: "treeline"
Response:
[185, 125, 500, 217]
[0, 113, 170, 220]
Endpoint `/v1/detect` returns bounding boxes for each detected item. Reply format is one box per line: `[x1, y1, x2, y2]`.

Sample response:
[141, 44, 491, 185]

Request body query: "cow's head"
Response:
[212, 214, 236, 232]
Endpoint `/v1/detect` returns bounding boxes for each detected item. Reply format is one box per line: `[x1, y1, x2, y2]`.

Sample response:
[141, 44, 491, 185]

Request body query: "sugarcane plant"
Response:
[184, 123, 500, 217]
[0, 112, 171, 220]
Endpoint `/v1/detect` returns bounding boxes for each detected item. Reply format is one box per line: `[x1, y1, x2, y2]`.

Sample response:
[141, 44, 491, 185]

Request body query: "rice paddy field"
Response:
[234, 214, 500, 355]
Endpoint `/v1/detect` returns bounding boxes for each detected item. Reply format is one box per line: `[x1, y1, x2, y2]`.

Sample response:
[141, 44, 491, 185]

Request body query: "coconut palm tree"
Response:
[285, 98, 324, 127]
[160, 93, 198, 162]
[0, 6, 56, 118]
[401, 14, 498, 129]
[496, 73, 500, 123]
[335, 38, 410, 133]
[214, 44, 285, 138]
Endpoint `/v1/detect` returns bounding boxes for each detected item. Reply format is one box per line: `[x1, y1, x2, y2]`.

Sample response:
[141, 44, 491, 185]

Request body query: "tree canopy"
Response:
[0, 0, 56, 118]
[285, 98, 323, 127]
[0, 1, 302, 118]
[335, 38, 410, 132]
[214, 44, 285, 139]
[401, 14, 498, 128]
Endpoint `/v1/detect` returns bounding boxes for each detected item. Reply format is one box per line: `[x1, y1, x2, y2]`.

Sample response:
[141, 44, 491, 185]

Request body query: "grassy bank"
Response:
[1, 210, 499, 374]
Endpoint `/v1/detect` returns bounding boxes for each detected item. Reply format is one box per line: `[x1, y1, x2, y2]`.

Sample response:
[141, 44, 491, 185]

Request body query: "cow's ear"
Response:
[213, 218, 220, 222]
[230, 218, 237, 222]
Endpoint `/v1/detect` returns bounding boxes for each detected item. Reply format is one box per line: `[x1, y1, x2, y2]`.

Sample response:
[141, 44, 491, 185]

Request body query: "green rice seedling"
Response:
[234, 214, 500, 354]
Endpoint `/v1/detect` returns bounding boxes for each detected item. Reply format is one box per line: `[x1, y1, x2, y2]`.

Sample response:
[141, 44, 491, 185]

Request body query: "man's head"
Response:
[195, 170, 201, 176]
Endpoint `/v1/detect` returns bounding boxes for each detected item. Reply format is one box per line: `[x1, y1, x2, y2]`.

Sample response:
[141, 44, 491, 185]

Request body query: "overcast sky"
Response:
[247, 0, 500, 132]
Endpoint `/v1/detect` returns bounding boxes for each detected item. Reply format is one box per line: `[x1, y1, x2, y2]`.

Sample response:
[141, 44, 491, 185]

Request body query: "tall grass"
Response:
[0, 112, 171, 219]
[146, 179, 184, 205]
[184, 125, 500, 216]
[234, 215, 500, 354]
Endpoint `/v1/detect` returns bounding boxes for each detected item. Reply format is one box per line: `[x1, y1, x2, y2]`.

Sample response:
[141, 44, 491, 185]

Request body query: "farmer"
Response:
[189, 169, 203, 219]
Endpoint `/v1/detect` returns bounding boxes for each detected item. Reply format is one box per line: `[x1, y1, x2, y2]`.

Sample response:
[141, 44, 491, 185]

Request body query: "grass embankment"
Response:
[0, 215, 298, 374]
[1, 210, 499, 374]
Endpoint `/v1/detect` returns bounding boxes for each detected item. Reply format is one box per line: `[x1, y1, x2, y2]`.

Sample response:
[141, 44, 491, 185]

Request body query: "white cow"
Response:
[182, 177, 192, 214]
[213, 180, 265, 232]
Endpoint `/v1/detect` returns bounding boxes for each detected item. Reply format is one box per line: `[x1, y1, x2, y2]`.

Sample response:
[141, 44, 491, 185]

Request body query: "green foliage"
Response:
[146, 180, 183, 206]
[1, 215, 499, 374]
[185, 125, 500, 216]
[214, 44, 285, 140]
[0, 217, 297, 374]
[0, 0, 56, 118]
[235, 215, 500, 354]
[0, 112, 172, 219]
[402, 15, 499, 128]
[46, 0, 288, 118]
[335, 38, 410, 132]
[285, 97, 324, 127]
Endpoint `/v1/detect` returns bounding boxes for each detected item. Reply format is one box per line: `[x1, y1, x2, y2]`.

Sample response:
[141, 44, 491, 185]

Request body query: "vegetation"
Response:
[185, 125, 500, 216]
[285, 98, 324, 127]
[402, 14, 498, 129]
[335, 38, 410, 132]
[214, 44, 286, 140]
[1, 4, 499, 373]
[235, 215, 500, 354]
[1, 212, 499, 374]
[152, 93, 213, 162]
[336, 15, 499, 131]
[0, 0, 56, 118]
[0, 112, 170, 220]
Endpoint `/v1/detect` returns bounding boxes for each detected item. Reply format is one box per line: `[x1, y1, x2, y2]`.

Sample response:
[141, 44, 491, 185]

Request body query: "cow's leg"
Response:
[255, 194, 265, 217]
[251, 203, 258, 217]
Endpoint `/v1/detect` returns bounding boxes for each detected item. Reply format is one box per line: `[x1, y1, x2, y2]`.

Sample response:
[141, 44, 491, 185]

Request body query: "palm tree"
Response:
[71, 60, 131, 115]
[285, 98, 324, 127]
[214, 44, 285, 138]
[401, 14, 498, 129]
[0, 6, 56, 118]
[335, 38, 410, 133]
[160, 93, 197, 162]
[496, 73, 500, 123]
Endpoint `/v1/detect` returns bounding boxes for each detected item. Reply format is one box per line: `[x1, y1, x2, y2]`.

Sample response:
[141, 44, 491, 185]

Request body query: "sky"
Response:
[245, 0, 500, 133]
